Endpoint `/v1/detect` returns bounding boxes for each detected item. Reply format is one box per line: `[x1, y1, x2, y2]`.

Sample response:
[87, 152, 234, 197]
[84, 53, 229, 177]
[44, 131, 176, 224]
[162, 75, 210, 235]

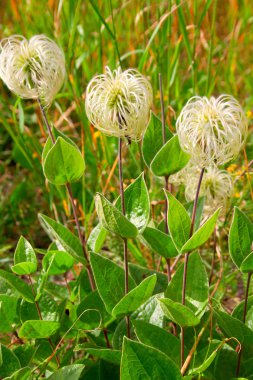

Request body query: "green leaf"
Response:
[76, 290, 112, 329]
[142, 226, 178, 258]
[76, 346, 121, 365]
[43, 137, 85, 185]
[42, 129, 80, 164]
[0, 270, 34, 303]
[211, 345, 238, 380]
[0, 345, 20, 378]
[38, 213, 86, 264]
[159, 298, 200, 327]
[232, 296, 253, 321]
[165, 252, 208, 314]
[215, 310, 253, 349]
[90, 253, 136, 314]
[121, 337, 182, 380]
[142, 112, 173, 167]
[42, 250, 74, 275]
[47, 364, 85, 380]
[129, 263, 167, 294]
[87, 224, 107, 253]
[20, 293, 60, 322]
[229, 207, 253, 269]
[11, 236, 37, 275]
[113, 295, 165, 350]
[115, 173, 150, 233]
[132, 320, 181, 366]
[181, 208, 221, 253]
[112, 275, 157, 318]
[189, 349, 218, 375]
[240, 252, 253, 273]
[18, 320, 60, 339]
[185, 197, 205, 230]
[165, 191, 191, 250]
[150, 135, 190, 177]
[4, 366, 32, 380]
[0, 295, 19, 333]
[95, 193, 138, 239]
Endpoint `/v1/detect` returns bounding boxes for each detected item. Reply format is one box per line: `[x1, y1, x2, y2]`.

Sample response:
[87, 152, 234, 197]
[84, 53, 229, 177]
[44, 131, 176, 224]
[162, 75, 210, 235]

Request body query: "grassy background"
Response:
[0, 0, 252, 266]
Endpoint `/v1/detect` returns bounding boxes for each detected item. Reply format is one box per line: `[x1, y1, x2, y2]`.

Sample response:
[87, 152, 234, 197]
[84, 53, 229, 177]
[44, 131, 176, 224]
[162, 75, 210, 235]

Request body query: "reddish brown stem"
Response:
[181, 167, 205, 368]
[28, 275, 60, 367]
[118, 137, 130, 338]
[159, 73, 171, 281]
[38, 99, 95, 291]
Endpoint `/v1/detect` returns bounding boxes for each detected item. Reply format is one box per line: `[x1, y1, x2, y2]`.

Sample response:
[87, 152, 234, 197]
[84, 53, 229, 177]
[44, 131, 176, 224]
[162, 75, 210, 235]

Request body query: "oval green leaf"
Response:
[112, 274, 157, 318]
[121, 337, 182, 380]
[90, 252, 136, 314]
[150, 135, 190, 177]
[38, 213, 86, 264]
[18, 320, 60, 339]
[142, 226, 178, 258]
[115, 173, 150, 233]
[229, 207, 253, 269]
[11, 236, 37, 275]
[142, 112, 173, 167]
[0, 270, 34, 303]
[42, 250, 74, 275]
[95, 193, 138, 239]
[165, 191, 191, 251]
[43, 137, 85, 185]
[181, 208, 221, 253]
[165, 252, 208, 314]
[159, 298, 200, 327]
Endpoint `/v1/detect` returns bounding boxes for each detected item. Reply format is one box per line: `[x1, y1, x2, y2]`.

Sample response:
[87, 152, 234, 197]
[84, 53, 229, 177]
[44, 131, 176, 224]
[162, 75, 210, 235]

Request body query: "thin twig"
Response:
[181, 167, 205, 368]
[209, 227, 217, 284]
[28, 275, 60, 367]
[159, 73, 171, 281]
[118, 136, 130, 338]
[38, 99, 95, 291]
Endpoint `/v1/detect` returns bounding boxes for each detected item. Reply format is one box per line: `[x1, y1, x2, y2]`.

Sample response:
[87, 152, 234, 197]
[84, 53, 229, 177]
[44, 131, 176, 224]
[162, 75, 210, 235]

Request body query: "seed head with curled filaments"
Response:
[0, 35, 65, 106]
[176, 95, 248, 166]
[171, 162, 233, 212]
[186, 165, 233, 212]
[85, 66, 153, 140]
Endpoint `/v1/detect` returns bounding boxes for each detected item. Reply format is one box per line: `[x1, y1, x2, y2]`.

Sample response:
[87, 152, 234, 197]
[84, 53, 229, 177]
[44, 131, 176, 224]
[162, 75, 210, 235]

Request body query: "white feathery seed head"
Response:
[85, 66, 153, 140]
[184, 164, 233, 212]
[176, 95, 248, 166]
[0, 35, 65, 105]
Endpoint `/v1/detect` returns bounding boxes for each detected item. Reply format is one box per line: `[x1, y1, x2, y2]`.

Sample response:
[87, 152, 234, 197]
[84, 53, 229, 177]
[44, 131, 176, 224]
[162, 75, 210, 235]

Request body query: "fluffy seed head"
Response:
[0, 35, 65, 105]
[185, 164, 233, 212]
[176, 95, 248, 166]
[85, 66, 153, 140]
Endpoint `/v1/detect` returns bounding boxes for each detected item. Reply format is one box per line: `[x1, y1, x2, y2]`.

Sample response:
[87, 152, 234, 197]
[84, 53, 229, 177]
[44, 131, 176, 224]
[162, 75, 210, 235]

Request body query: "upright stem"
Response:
[66, 183, 95, 290]
[28, 275, 60, 367]
[159, 73, 171, 281]
[181, 167, 205, 368]
[38, 98, 55, 144]
[118, 137, 130, 338]
[37, 99, 95, 291]
[236, 272, 252, 376]
[209, 228, 217, 284]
